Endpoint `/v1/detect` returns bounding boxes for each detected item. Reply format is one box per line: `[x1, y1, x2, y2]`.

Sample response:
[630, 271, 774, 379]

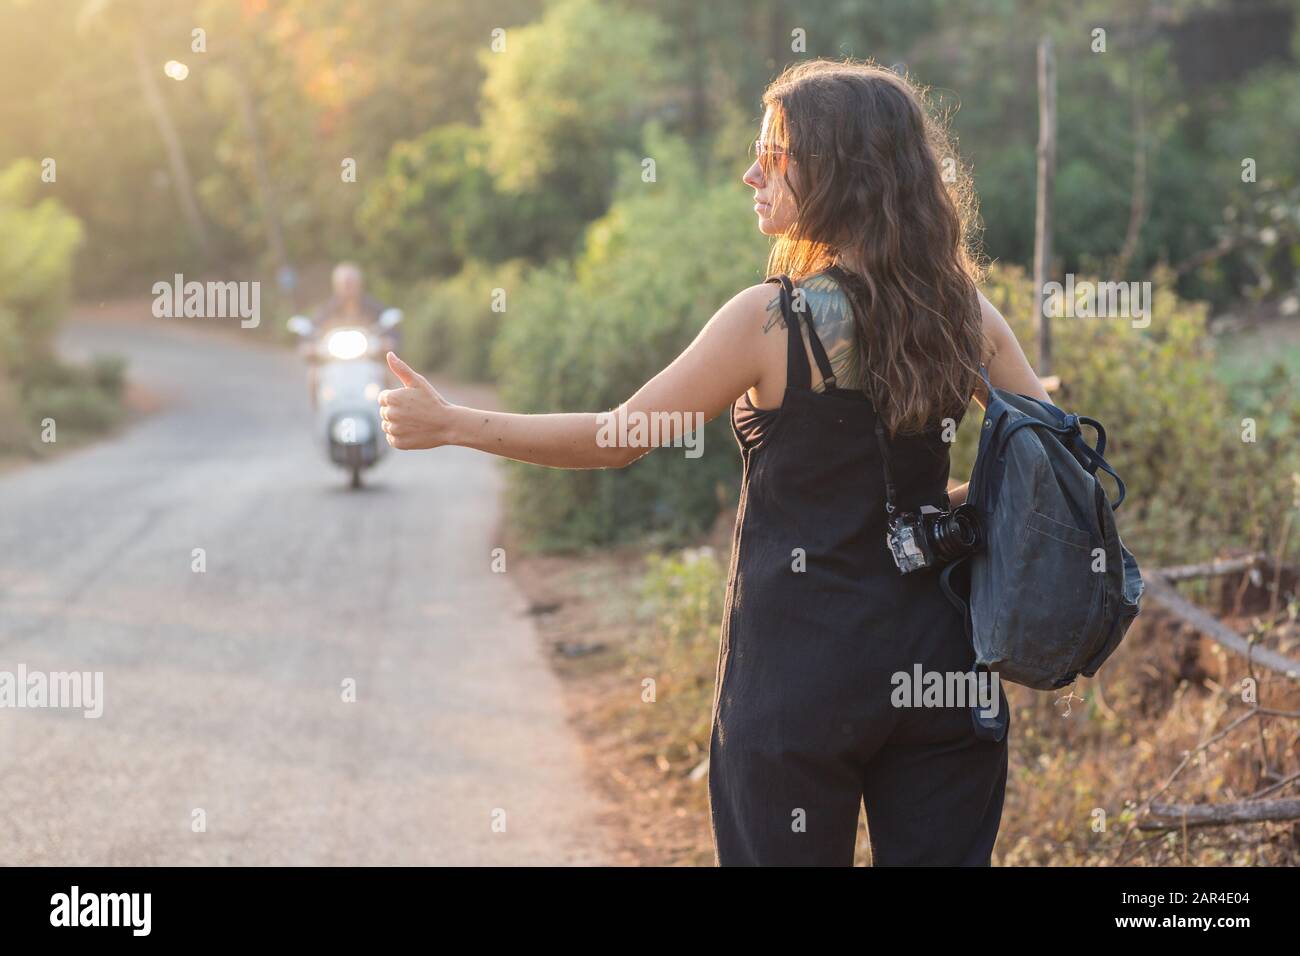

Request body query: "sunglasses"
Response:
[752, 139, 817, 167]
[754, 138, 792, 162]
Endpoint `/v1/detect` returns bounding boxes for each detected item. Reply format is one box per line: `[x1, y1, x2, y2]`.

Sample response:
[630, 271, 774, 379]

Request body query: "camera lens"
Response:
[927, 505, 981, 562]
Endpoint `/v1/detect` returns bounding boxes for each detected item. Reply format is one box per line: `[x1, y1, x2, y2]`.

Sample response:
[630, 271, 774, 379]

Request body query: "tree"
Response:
[478, 0, 676, 217]
[77, 0, 217, 262]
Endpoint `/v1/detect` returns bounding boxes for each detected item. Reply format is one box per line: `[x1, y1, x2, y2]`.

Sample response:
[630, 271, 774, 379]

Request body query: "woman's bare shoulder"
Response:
[720, 281, 788, 335]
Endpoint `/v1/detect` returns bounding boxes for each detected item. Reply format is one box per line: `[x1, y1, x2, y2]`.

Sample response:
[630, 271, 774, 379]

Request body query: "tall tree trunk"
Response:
[683, 0, 709, 167]
[230, 44, 293, 302]
[1033, 36, 1056, 377]
[768, 0, 788, 73]
[130, 32, 215, 262]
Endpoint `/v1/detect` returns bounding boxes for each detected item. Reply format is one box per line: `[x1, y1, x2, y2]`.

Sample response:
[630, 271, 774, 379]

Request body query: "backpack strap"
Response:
[1074, 437, 1126, 510]
[940, 555, 1008, 743]
[1072, 416, 1126, 509]
[998, 414, 1128, 511]
[1078, 415, 1106, 458]
[939, 556, 972, 643]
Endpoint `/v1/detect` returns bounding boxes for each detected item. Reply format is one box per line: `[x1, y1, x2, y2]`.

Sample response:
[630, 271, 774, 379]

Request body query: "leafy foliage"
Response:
[358, 125, 583, 280]
[956, 264, 1300, 567]
[400, 258, 529, 382]
[493, 127, 767, 549]
[0, 160, 85, 364]
[0, 159, 124, 451]
[479, 0, 675, 196]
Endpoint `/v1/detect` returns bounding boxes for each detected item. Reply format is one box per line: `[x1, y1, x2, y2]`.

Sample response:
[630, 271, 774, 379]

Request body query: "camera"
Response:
[885, 503, 981, 574]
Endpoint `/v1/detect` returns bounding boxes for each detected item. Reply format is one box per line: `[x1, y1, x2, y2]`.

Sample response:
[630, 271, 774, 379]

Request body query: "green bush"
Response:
[0, 370, 29, 454]
[400, 259, 527, 381]
[23, 382, 122, 435]
[478, 0, 674, 197]
[1200, 66, 1300, 309]
[17, 354, 127, 439]
[957, 264, 1300, 568]
[88, 354, 127, 395]
[0, 159, 83, 366]
[632, 546, 727, 755]
[358, 0, 678, 287]
[356, 124, 495, 281]
[0, 159, 126, 452]
[492, 127, 768, 551]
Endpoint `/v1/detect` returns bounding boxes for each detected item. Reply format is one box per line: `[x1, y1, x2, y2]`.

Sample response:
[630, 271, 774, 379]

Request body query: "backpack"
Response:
[939, 364, 1145, 706]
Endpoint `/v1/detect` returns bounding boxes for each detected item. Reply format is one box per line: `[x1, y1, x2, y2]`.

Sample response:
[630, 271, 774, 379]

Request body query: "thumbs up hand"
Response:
[378, 352, 455, 450]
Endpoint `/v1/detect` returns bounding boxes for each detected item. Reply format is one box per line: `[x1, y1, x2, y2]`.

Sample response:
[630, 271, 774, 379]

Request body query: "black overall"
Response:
[709, 269, 1009, 866]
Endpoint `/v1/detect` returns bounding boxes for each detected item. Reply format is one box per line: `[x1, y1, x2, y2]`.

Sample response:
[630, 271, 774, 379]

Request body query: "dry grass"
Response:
[514, 512, 1300, 866]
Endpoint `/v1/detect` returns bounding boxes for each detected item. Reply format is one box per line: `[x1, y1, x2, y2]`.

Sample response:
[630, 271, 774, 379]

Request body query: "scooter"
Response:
[286, 308, 403, 489]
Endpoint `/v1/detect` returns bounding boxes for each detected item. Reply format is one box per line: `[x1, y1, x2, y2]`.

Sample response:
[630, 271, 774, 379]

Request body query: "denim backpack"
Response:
[940, 365, 1145, 702]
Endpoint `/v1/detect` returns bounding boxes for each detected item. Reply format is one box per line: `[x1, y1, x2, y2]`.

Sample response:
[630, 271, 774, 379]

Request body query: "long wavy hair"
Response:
[761, 59, 989, 437]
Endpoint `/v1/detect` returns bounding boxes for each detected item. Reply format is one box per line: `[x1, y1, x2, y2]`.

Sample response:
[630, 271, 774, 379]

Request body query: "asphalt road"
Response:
[0, 311, 611, 865]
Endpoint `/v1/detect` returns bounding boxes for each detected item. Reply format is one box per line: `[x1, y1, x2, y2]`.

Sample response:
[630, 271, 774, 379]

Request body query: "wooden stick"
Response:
[1154, 553, 1266, 582]
[1142, 575, 1300, 679]
[1139, 798, 1300, 829]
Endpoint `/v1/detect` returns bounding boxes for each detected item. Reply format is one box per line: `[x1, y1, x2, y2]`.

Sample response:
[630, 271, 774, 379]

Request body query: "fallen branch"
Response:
[1171, 235, 1244, 278]
[1155, 553, 1266, 583]
[1139, 798, 1300, 829]
[1113, 705, 1291, 863]
[1142, 575, 1300, 679]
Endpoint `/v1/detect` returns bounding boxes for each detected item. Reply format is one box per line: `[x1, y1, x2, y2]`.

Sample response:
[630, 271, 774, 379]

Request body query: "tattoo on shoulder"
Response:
[756, 274, 865, 389]
[800, 272, 862, 389]
[761, 291, 787, 334]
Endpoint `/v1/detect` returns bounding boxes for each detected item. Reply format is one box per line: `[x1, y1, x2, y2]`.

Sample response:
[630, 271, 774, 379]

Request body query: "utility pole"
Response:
[1034, 36, 1056, 378]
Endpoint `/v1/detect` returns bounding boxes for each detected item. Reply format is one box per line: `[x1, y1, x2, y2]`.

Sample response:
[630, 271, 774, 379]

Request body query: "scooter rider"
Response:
[314, 262, 389, 332]
[306, 262, 398, 406]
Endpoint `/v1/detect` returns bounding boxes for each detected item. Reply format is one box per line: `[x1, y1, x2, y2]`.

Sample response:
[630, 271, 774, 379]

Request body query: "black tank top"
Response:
[732, 267, 959, 515]
[720, 266, 965, 670]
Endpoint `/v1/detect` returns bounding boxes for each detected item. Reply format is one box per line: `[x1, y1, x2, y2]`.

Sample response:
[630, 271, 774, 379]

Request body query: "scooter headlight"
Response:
[326, 329, 370, 360]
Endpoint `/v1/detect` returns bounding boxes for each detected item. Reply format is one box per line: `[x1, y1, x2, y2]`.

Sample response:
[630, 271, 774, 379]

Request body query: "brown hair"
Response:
[761, 58, 989, 436]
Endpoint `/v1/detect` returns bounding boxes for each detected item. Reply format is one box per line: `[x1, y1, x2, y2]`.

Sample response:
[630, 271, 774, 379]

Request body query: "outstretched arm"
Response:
[378, 283, 777, 469]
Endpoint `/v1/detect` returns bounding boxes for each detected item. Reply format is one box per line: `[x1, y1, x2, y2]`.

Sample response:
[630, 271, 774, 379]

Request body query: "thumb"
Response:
[387, 351, 432, 390]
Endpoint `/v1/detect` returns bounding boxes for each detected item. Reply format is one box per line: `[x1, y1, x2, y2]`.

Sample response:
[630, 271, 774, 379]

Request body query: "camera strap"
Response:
[873, 414, 899, 516]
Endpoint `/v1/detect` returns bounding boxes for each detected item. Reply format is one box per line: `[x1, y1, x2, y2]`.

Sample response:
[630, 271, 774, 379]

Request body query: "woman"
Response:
[379, 59, 1051, 866]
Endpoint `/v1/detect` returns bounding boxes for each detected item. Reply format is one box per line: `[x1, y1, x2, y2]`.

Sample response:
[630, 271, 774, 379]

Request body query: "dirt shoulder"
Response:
[509, 544, 716, 865]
